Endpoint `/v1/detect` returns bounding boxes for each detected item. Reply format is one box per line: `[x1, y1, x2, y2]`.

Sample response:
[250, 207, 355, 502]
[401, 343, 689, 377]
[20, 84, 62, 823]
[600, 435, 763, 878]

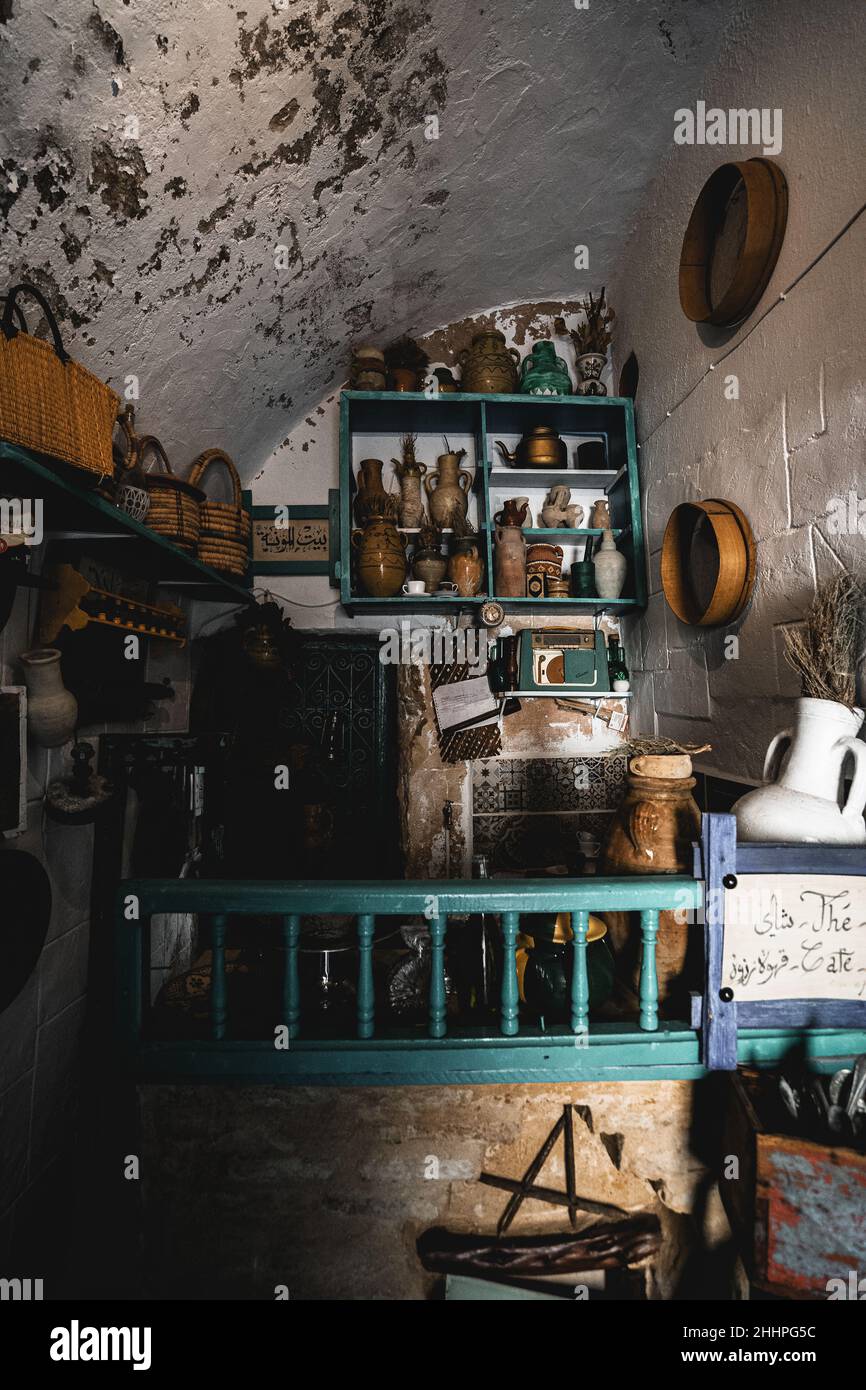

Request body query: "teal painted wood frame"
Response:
[338, 391, 645, 617]
[115, 873, 866, 1084]
[0, 440, 254, 604]
[699, 812, 866, 1070]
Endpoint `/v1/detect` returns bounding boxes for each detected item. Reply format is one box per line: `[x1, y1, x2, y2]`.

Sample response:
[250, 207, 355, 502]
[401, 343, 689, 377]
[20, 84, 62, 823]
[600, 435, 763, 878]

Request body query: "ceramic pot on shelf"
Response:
[520, 340, 573, 396]
[575, 351, 608, 396]
[600, 758, 702, 1013]
[392, 454, 427, 530]
[589, 498, 611, 530]
[350, 346, 386, 391]
[19, 648, 77, 747]
[353, 458, 389, 526]
[448, 537, 484, 597]
[425, 450, 471, 529]
[541, 486, 583, 529]
[391, 366, 419, 392]
[593, 529, 626, 599]
[351, 518, 407, 597]
[412, 545, 448, 593]
[494, 513, 527, 598]
[733, 698, 866, 844]
[457, 331, 520, 394]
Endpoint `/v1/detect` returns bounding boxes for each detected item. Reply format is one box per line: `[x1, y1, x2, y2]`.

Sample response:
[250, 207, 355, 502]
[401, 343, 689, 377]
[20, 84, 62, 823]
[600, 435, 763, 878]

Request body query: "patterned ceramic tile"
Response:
[473, 812, 614, 874]
[471, 755, 627, 815]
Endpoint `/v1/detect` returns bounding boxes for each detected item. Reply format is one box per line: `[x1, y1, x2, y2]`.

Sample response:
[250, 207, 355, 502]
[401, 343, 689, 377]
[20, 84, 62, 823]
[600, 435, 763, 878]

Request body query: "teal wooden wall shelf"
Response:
[115, 875, 865, 1085]
[338, 391, 646, 617]
[0, 441, 254, 603]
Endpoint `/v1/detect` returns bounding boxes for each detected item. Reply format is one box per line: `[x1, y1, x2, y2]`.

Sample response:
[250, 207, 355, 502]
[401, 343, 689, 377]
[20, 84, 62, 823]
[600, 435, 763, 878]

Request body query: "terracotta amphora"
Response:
[425, 450, 471, 529]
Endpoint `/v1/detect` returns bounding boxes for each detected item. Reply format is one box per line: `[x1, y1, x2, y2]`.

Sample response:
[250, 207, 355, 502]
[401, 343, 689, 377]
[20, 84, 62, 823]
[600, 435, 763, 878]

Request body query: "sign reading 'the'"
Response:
[722, 873, 866, 1002]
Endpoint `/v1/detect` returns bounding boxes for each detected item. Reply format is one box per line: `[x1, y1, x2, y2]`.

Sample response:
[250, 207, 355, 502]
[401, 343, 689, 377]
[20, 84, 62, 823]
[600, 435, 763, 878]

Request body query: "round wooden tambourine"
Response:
[679, 158, 788, 327]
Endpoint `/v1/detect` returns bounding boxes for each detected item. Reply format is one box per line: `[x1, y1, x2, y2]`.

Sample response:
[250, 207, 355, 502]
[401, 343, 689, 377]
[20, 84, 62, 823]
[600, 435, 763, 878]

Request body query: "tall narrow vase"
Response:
[20, 648, 78, 747]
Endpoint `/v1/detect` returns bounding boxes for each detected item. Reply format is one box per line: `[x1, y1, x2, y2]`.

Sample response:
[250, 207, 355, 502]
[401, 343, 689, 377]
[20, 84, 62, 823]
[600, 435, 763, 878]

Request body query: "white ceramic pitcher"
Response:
[734, 697, 866, 844]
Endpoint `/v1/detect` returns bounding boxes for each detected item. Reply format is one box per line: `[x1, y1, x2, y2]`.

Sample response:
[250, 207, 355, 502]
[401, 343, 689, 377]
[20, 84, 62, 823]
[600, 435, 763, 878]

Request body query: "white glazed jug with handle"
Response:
[734, 697, 866, 844]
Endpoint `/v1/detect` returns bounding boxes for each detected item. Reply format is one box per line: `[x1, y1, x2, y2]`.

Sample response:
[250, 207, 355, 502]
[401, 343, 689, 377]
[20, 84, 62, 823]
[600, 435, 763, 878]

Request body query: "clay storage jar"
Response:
[457, 331, 521, 393]
[351, 517, 407, 597]
[599, 755, 701, 1015]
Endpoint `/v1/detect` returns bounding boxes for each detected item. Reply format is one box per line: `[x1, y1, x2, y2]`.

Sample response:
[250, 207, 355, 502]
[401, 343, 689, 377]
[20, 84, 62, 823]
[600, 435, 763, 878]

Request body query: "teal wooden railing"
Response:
[114, 876, 864, 1083]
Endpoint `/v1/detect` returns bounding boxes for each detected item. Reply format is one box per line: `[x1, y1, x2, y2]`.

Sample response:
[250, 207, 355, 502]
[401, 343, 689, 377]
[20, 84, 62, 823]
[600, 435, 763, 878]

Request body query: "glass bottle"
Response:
[607, 637, 630, 691]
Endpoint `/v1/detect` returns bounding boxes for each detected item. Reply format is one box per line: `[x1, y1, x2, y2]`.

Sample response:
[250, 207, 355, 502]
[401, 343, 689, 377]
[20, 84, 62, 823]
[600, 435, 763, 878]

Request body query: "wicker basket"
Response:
[187, 448, 250, 576]
[139, 435, 204, 553]
[0, 282, 119, 480]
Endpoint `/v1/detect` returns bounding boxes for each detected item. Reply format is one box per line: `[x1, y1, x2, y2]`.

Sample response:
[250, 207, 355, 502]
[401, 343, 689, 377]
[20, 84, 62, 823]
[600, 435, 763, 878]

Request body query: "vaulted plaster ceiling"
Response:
[1, 0, 735, 479]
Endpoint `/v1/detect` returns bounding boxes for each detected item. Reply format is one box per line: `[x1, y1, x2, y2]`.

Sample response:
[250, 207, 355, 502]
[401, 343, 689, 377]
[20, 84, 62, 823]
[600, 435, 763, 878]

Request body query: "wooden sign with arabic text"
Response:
[722, 873, 866, 1003]
[249, 499, 338, 581]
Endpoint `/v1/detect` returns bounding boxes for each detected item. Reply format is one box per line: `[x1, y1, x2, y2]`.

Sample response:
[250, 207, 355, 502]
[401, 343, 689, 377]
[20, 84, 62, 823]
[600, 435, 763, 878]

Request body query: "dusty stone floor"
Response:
[137, 1079, 735, 1300]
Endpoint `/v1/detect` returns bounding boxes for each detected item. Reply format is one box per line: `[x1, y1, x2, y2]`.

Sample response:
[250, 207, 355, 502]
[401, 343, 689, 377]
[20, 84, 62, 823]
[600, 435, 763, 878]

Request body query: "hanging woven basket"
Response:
[139, 435, 204, 553]
[187, 447, 250, 576]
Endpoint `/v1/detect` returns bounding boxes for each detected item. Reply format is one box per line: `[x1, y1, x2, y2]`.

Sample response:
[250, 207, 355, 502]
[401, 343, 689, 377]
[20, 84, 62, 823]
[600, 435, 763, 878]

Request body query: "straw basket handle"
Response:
[1, 282, 71, 364]
[187, 448, 243, 506]
[113, 405, 140, 474]
[137, 434, 175, 477]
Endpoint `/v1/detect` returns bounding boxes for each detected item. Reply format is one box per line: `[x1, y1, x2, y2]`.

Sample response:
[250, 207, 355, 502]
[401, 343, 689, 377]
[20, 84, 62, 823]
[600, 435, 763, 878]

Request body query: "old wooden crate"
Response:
[720, 1068, 866, 1298]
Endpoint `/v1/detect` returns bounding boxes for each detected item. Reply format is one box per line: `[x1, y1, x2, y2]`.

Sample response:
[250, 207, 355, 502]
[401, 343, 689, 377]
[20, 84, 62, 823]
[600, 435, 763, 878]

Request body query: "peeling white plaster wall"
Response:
[609, 0, 866, 781]
[1, 0, 734, 479]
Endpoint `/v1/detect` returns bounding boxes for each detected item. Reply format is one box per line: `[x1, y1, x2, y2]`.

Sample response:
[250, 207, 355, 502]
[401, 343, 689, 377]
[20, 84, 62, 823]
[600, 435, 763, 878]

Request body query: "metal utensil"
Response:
[844, 1053, 866, 1120]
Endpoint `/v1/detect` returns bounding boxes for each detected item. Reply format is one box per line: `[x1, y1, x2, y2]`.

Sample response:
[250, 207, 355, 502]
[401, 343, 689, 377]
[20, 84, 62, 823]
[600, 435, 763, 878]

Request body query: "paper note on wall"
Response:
[722, 873, 866, 1001]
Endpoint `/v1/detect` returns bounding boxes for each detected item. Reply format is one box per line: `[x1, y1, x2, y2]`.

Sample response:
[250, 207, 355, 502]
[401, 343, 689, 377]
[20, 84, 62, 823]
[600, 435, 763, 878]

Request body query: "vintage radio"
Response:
[517, 628, 607, 692]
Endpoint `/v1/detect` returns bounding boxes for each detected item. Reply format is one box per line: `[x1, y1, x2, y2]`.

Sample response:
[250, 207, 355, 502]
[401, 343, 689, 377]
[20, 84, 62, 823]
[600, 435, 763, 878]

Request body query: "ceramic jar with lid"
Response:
[350, 345, 386, 391]
[457, 331, 520, 394]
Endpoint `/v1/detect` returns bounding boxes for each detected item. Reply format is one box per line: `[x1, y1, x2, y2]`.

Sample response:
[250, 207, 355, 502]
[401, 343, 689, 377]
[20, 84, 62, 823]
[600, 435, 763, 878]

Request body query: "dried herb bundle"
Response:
[555, 288, 615, 357]
[783, 573, 864, 707]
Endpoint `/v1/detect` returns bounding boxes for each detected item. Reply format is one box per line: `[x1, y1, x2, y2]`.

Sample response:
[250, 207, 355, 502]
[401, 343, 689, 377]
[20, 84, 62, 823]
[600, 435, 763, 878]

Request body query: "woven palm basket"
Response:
[0, 282, 119, 480]
[139, 435, 204, 553]
[187, 448, 250, 575]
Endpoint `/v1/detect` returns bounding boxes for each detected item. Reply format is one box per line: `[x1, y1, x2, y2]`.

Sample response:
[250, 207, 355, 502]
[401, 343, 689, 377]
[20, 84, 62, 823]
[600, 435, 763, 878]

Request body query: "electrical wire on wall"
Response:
[638, 200, 866, 448]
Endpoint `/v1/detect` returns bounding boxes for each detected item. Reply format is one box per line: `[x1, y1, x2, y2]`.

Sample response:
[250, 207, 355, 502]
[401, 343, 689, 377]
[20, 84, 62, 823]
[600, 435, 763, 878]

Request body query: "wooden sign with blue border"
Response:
[696, 812, 866, 1069]
[249, 492, 340, 587]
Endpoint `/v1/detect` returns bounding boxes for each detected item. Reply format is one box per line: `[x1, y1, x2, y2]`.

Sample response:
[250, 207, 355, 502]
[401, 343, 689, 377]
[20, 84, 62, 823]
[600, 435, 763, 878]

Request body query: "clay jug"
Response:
[734, 698, 866, 844]
[448, 538, 484, 597]
[457, 331, 521, 393]
[494, 515, 527, 597]
[20, 648, 78, 747]
[600, 761, 702, 1014]
[351, 518, 406, 597]
[593, 529, 627, 599]
[392, 454, 427, 529]
[425, 451, 471, 529]
[353, 458, 389, 526]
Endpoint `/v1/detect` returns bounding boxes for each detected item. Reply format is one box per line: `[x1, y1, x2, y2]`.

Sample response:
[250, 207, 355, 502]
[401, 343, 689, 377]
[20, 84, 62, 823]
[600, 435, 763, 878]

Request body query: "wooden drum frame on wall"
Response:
[679, 158, 788, 327]
[661, 498, 756, 627]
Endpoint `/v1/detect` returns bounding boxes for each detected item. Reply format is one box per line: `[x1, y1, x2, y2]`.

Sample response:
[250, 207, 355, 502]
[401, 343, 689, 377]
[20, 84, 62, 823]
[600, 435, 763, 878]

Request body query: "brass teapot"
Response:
[495, 425, 567, 470]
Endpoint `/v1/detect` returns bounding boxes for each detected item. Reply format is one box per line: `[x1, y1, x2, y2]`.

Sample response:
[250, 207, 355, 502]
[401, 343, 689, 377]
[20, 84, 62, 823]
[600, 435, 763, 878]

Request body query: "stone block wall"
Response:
[138, 1080, 732, 1301]
[609, 0, 866, 781]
